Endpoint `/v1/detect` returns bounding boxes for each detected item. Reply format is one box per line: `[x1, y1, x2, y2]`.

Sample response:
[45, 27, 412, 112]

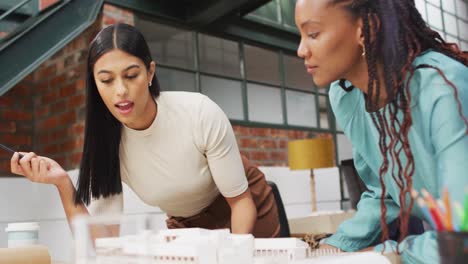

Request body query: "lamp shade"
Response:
[288, 138, 334, 170]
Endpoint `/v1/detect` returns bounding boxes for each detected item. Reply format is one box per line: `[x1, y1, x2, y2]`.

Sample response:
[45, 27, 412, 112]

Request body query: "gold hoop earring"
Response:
[361, 45, 366, 57]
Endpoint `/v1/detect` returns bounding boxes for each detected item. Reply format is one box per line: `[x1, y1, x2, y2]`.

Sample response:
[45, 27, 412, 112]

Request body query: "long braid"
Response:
[332, 0, 468, 251]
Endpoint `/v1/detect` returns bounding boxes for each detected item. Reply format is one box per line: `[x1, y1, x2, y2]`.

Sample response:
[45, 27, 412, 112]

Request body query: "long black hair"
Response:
[331, 0, 467, 247]
[76, 23, 160, 205]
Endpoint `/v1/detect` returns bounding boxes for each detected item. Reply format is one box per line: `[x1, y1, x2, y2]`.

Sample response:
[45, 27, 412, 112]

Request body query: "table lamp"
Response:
[288, 138, 335, 211]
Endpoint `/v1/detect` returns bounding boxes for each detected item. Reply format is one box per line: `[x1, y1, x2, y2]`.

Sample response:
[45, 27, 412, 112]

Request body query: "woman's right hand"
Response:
[11, 152, 68, 187]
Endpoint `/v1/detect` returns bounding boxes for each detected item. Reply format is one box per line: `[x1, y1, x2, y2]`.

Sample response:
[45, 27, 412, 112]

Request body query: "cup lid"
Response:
[5, 222, 40, 232]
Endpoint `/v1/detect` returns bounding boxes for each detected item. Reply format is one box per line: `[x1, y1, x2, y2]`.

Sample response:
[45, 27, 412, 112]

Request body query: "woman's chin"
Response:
[312, 77, 332, 89]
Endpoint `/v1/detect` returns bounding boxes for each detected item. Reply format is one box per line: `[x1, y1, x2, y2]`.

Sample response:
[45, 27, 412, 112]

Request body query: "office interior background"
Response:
[0, 0, 466, 261]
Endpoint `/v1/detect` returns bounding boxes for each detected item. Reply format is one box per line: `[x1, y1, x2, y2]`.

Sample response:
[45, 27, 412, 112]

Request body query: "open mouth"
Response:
[115, 101, 134, 114]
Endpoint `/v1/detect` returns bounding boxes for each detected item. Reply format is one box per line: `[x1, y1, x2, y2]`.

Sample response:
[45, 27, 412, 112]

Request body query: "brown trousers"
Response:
[166, 156, 280, 238]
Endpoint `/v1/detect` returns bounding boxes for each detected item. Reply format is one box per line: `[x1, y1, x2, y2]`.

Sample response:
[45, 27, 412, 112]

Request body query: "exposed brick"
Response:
[270, 151, 287, 161]
[62, 138, 83, 152]
[2, 110, 33, 121]
[36, 65, 56, 80]
[39, 134, 50, 143]
[36, 105, 50, 119]
[64, 54, 76, 68]
[9, 84, 31, 97]
[270, 129, 288, 138]
[250, 151, 268, 161]
[287, 130, 300, 139]
[68, 94, 85, 108]
[50, 49, 64, 61]
[69, 123, 85, 135]
[0, 122, 16, 133]
[0, 160, 11, 175]
[43, 144, 60, 155]
[54, 157, 66, 167]
[71, 152, 82, 166]
[35, 81, 50, 95]
[0, 97, 14, 108]
[75, 79, 86, 90]
[66, 64, 85, 80]
[250, 128, 269, 137]
[58, 111, 76, 125]
[50, 129, 68, 141]
[51, 101, 67, 113]
[59, 83, 76, 97]
[15, 123, 33, 133]
[42, 90, 58, 104]
[279, 140, 287, 148]
[259, 139, 276, 149]
[37, 116, 58, 131]
[50, 74, 67, 88]
[0, 134, 31, 145]
[240, 151, 250, 160]
[77, 50, 87, 63]
[239, 138, 257, 148]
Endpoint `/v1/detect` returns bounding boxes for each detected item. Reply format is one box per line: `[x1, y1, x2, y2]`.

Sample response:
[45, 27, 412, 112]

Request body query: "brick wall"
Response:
[31, 22, 100, 169]
[0, 5, 133, 176]
[234, 125, 334, 166]
[0, 18, 101, 175]
[0, 83, 33, 173]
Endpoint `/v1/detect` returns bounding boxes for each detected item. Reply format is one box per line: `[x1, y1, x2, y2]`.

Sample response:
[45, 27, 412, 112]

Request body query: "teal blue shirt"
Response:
[325, 51, 468, 264]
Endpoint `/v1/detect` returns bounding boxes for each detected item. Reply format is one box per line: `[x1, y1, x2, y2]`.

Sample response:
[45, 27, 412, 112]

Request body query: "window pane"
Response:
[286, 90, 317, 127]
[198, 34, 241, 78]
[444, 13, 458, 35]
[157, 67, 196, 92]
[427, 4, 443, 30]
[247, 83, 283, 124]
[137, 19, 194, 69]
[200, 75, 244, 120]
[337, 134, 353, 161]
[244, 45, 281, 85]
[462, 41, 468, 51]
[458, 20, 468, 40]
[280, 0, 296, 28]
[415, 0, 427, 20]
[455, 0, 467, 18]
[335, 115, 343, 132]
[319, 96, 329, 129]
[445, 34, 460, 46]
[442, 0, 456, 13]
[283, 54, 317, 91]
[248, 0, 280, 23]
[427, 0, 440, 7]
[318, 86, 329, 95]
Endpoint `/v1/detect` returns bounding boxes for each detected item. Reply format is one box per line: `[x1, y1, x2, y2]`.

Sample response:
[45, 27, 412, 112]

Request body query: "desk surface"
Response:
[288, 213, 401, 264]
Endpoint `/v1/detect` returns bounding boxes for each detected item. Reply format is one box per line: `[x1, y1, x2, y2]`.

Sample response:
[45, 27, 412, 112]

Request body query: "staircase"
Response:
[0, 0, 103, 95]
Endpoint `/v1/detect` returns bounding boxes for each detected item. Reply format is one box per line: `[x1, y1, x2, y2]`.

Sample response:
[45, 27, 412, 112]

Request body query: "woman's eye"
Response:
[127, 74, 138, 79]
[101, 79, 112, 84]
[308, 32, 320, 39]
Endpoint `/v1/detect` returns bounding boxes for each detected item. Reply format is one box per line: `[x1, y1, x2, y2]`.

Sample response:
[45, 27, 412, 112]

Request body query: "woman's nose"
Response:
[116, 81, 128, 96]
[297, 39, 310, 58]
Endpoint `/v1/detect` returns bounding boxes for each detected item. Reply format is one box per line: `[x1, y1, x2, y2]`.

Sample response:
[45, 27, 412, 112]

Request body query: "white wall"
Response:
[0, 166, 342, 262]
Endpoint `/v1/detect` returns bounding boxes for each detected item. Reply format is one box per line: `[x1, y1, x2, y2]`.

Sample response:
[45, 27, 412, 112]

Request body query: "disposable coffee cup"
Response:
[5, 222, 40, 248]
[438, 231, 468, 264]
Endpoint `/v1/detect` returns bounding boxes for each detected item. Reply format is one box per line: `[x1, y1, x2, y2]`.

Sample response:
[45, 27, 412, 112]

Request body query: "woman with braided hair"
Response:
[295, 0, 467, 262]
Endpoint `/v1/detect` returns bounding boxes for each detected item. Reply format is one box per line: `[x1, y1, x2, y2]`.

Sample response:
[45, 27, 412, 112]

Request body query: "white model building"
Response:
[89, 228, 312, 264]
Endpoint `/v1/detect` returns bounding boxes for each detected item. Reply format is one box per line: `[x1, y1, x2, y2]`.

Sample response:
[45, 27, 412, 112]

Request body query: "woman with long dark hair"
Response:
[295, 0, 467, 262]
[11, 23, 280, 239]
